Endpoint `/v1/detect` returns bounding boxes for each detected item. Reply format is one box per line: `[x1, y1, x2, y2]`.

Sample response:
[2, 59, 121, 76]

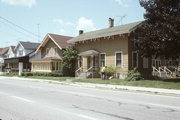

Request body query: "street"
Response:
[0, 77, 180, 120]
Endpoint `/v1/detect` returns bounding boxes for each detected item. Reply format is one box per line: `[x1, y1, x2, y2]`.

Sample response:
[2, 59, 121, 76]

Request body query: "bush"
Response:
[4, 72, 18, 76]
[104, 66, 116, 78]
[125, 68, 143, 81]
[21, 72, 63, 77]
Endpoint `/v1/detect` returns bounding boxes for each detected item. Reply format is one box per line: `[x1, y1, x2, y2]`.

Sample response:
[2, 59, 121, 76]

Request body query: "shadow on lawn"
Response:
[145, 77, 180, 83]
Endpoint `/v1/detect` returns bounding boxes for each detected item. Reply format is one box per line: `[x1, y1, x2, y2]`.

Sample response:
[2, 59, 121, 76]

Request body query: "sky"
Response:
[0, 0, 145, 48]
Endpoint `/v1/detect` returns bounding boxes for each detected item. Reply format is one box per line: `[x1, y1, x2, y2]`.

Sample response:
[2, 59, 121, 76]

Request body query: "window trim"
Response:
[132, 51, 138, 68]
[78, 56, 83, 67]
[115, 51, 123, 68]
[18, 50, 23, 56]
[99, 53, 106, 67]
[54, 47, 58, 55]
[143, 57, 149, 68]
[46, 48, 49, 56]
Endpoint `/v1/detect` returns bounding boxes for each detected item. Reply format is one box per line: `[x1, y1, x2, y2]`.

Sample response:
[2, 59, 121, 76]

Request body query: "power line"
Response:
[0, 19, 37, 40]
[0, 16, 39, 38]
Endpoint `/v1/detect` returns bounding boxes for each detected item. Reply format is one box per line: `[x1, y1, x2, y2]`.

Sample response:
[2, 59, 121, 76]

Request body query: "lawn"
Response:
[73, 78, 180, 90]
[1, 73, 180, 90]
[22, 76, 72, 82]
[26, 76, 180, 90]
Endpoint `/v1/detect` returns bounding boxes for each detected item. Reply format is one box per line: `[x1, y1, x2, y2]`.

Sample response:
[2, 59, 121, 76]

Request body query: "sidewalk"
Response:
[1, 76, 180, 95]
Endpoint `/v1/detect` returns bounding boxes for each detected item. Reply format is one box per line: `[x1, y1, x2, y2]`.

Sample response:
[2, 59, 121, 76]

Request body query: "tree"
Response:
[62, 47, 78, 76]
[136, 0, 180, 59]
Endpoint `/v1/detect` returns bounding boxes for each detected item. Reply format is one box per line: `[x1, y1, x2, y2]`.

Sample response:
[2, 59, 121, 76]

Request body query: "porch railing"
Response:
[153, 66, 161, 77]
[163, 66, 173, 77]
[75, 66, 99, 78]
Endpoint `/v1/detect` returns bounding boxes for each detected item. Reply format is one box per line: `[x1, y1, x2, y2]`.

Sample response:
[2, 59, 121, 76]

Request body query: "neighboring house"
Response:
[68, 18, 180, 78]
[31, 33, 72, 72]
[0, 47, 10, 73]
[4, 41, 40, 75]
[6, 46, 16, 58]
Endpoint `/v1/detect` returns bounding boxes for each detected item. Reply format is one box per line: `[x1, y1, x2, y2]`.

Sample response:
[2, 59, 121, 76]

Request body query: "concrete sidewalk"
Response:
[1, 76, 180, 95]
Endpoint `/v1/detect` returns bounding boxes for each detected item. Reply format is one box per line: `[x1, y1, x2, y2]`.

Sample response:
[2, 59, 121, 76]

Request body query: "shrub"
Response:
[104, 66, 116, 78]
[4, 72, 18, 76]
[21, 72, 63, 77]
[125, 68, 143, 81]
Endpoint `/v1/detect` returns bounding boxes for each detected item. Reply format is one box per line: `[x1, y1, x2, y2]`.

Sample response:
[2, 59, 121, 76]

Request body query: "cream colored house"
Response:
[68, 18, 180, 78]
[31, 33, 72, 72]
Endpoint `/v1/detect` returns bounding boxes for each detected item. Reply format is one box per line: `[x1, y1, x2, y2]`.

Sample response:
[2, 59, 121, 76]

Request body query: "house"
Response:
[31, 33, 72, 72]
[68, 18, 180, 78]
[0, 46, 10, 73]
[4, 41, 40, 75]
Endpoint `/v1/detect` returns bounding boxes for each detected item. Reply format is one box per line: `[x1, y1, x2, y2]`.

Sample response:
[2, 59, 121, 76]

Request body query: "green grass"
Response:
[23, 76, 72, 82]
[1, 74, 180, 90]
[73, 78, 180, 90]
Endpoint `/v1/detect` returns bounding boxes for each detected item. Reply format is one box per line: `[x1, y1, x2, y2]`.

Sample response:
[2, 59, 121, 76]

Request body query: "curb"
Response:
[1, 76, 180, 95]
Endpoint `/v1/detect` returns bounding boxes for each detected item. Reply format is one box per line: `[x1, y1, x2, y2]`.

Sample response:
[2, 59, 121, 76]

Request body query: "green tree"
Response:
[62, 47, 78, 76]
[136, 0, 180, 59]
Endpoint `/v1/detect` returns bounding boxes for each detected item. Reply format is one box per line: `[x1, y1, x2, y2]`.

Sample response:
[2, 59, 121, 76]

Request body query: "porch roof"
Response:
[4, 56, 29, 64]
[78, 50, 99, 56]
[31, 57, 62, 62]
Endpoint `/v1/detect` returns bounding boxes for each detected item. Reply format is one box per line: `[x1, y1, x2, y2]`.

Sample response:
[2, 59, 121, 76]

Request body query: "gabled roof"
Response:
[68, 21, 143, 43]
[8, 46, 15, 53]
[0, 47, 10, 56]
[36, 33, 73, 52]
[18, 41, 40, 50]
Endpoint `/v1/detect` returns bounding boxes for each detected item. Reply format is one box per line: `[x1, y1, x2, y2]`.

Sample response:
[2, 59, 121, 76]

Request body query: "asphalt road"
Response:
[0, 77, 180, 120]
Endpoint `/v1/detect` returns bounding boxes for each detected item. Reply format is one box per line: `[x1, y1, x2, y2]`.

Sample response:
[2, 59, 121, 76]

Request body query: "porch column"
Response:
[83, 56, 87, 71]
[91, 55, 93, 67]
[19, 62, 23, 76]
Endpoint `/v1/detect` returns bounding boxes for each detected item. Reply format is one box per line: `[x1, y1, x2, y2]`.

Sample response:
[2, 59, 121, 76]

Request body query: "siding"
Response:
[75, 35, 129, 74]
[41, 39, 63, 59]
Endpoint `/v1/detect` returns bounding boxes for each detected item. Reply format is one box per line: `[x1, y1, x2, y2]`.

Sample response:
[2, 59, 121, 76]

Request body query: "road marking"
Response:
[11, 96, 34, 103]
[78, 114, 99, 120]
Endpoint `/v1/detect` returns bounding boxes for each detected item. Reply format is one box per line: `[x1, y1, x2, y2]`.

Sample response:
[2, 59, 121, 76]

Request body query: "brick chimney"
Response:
[79, 30, 84, 35]
[109, 18, 114, 28]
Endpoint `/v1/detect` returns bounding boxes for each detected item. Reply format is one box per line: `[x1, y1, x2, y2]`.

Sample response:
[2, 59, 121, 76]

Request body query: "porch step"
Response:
[152, 72, 171, 78]
[76, 72, 92, 79]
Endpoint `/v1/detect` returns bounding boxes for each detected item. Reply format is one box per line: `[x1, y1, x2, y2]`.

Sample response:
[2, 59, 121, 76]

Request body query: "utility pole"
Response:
[37, 23, 40, 42]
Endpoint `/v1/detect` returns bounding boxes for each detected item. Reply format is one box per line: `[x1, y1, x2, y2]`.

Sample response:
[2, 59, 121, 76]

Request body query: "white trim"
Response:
[132, 51, 138, 68]
[54, 47, 58, 55]
[46, 48, 49, 56]
[14, 42, 25, 51]
[115, 51, 123, 68]
[48, 34, 62, 50]
[99, 53, 106, 67]
[35, 33, 62, 54]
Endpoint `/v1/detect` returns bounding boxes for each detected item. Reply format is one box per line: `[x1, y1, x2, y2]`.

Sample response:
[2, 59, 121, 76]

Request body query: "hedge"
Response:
[21, 72, 63, 77]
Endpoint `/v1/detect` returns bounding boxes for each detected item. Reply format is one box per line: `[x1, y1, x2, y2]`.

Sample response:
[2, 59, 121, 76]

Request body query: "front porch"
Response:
[76, 50, 101, 78]
[152, 59, 180, 78]
[4, 56, 31, 75]
[31, 57, 62, 72]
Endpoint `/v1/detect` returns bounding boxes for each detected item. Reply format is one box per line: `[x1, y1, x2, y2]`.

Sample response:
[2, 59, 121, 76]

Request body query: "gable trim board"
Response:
[36, 33, 73, 53]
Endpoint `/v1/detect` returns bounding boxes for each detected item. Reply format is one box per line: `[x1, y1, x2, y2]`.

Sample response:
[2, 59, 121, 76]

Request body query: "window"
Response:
[46, 48, 49, 56]
[54, 47, 58, 55]
[19, 50, 23, 56]
[79, 56, 83, 67]
[152, 59, 161, 68]
[143, 57, 149, 68]
[132, 51, 138, 68]
[100, 53, 106, 67]
[116, 52, 122, 68]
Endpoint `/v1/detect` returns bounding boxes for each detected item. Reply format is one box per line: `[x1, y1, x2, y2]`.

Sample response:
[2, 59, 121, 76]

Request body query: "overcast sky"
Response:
[0, 0, 145, 48]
